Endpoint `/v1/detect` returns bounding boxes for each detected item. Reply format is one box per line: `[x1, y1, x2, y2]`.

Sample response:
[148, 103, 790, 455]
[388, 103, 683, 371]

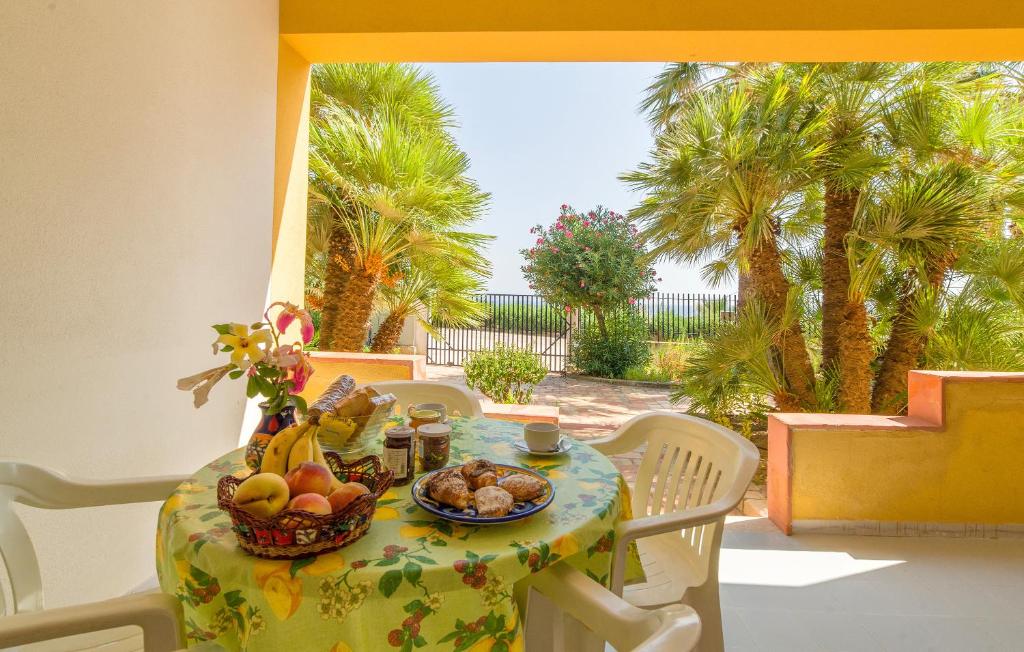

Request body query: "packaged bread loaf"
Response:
[307, 375, 355, 424]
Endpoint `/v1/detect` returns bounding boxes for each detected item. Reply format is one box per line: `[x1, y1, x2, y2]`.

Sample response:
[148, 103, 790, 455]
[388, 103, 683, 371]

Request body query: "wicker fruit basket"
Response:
[217, 452, 394, 559]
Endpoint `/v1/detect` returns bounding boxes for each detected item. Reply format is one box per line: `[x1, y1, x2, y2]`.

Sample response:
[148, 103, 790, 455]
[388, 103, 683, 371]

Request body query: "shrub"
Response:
[570, 311, 651, 379]
[521, 205, 657, 336]
[623, 341, 697, 382]
[464, 344, 548, 404]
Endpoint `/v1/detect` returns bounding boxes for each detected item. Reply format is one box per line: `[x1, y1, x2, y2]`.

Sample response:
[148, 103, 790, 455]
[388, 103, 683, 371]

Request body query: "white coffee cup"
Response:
[524, 422, 561, 452]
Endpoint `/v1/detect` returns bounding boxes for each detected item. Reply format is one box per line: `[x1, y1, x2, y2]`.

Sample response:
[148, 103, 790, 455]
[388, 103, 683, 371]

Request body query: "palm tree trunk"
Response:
[737, 266, 753, 313]
[821, 183, 873, 413]
[319, 224, 356, 351]
[370, 310, 406, 353]
[871, 265, 947, 414]
[747, 237, 819, 411]
[333, 271, 379, 351]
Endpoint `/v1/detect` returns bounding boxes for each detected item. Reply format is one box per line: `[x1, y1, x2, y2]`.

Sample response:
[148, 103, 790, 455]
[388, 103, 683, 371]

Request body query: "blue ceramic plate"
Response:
[411, 463, 554, 524]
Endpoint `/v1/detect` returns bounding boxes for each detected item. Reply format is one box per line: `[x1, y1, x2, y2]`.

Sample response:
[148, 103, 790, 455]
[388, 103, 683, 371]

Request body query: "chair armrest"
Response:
[0, 592, 184, 652]
[2, 462, 189, 509]
[608, 499, 736, 596]
[530, 563, 701, 651]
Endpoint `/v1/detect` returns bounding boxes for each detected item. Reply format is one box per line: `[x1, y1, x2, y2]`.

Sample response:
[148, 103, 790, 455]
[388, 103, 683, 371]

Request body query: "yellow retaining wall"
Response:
[299, 352, 427, 402]
[768, 371, 1024, 534]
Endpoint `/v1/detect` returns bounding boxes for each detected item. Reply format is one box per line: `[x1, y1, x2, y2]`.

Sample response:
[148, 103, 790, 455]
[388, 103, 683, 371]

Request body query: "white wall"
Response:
[0, 0, 279, 607]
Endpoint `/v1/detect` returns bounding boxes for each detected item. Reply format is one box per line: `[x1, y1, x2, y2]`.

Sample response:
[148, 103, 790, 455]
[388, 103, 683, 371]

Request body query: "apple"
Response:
[233, 473, 290, 518]
[284, 462, 334, 497]
[287, 492, 332, 515]
[327, 482, 371, 513]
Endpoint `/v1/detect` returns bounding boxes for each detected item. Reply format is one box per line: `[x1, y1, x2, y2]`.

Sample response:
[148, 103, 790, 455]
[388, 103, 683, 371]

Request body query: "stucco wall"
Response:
[768, 371, 1024, 533]
[0, 0, 278, 607]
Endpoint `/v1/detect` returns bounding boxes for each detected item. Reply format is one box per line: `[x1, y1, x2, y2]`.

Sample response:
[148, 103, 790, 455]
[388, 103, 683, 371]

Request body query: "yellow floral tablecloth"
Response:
[157, 417, 636, 651]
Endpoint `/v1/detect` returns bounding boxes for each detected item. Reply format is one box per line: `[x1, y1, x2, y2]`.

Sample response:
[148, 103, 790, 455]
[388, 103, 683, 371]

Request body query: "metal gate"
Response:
[426, 292, 738, 372]
[427, 294, 573, 371]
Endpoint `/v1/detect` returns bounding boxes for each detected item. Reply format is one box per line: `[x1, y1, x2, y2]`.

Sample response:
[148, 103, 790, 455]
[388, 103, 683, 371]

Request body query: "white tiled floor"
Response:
[720, 517, 1024, 651]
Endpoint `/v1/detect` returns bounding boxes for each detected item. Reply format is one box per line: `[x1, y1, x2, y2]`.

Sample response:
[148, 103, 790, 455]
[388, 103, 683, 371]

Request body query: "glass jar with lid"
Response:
[382, 425, 415, 485]
[417, 422, 452, 472]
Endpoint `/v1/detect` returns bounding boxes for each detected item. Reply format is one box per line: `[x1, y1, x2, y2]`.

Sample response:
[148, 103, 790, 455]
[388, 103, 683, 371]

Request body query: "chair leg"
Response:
[683, 579, 723, 652]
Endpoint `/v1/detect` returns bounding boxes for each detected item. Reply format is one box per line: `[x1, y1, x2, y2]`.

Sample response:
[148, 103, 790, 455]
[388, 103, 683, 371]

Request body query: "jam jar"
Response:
[417, 422, 452, 472]
[409, 408, 442, 431]
[382, 425, 415, 486]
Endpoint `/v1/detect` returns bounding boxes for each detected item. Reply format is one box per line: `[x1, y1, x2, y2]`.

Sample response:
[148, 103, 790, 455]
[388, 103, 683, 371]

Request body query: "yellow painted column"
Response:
[270, 38, 311, 304]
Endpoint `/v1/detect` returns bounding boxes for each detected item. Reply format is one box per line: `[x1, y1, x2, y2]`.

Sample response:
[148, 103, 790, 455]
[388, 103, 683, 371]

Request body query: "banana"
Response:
[311, 432, 343, 492]
[287, 426, 316, 472]
[260, 422, 310, 476]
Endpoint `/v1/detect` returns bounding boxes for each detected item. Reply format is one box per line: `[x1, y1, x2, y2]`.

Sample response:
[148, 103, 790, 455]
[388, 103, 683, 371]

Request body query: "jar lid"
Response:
[410, 409, 441, 420]
[417, 423, 452, 437]
[385, 426, 414, 439]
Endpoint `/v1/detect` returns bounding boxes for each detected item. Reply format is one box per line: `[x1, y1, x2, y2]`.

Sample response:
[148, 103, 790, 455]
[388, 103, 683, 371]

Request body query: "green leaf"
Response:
[485, 612, 499, 632]
[292, 395, 308, 414]
[516, 548, 529, 564]
[212, 324, 232, 335]
[465, 550, 479, 562]
[430, 539, 447, 547]
[438, 632, 461, 644]
[400, 638, 413, 652]
[228, 369, 244, 380]
[224, 590, 245, 608]
[250, 322, 265, 330]
[199, 511, 222, 522]
[375, 557, 400, 566]
[539, 541, 551, 561]
[410, 555, 437, 565]
[413, 636, 427, 648]
[402, 561, 422, 585]
[245, 376, 259, 399]
[481, 554, 498, 563]
[289, 557, 315, 578]
[403, 600, 424, 614]
[378, 569, 403, 597]
[491, 642, 508, 652]
[221, 345, 235, 352]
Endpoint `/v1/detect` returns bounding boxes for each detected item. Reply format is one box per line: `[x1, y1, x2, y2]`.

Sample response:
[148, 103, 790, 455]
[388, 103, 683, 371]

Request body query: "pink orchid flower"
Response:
[271, 301, 315, 344]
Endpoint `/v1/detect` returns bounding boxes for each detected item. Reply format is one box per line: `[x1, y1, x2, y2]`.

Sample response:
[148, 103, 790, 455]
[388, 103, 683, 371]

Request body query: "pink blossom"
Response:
[579, 280, 585, 288]
[582, 221, 590, 228]
[560, 204, 569, 210]
[288, 353, 314, 394]
[536, 238, 543, 245]
[552, 247, 560, 253]
[565, 231, 573, 238]
[564, 305, 572, 313]
[629, 298, 637, 305]
[272, 301, 315, 344]
[584, 246, 591, 252]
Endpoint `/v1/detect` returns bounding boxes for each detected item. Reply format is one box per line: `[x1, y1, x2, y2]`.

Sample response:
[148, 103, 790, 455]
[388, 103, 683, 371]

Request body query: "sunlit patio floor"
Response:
[720, 516, 1024, 651]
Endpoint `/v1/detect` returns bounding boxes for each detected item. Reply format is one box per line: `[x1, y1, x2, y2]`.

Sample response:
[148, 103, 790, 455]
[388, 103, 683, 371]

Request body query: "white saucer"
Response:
[513, 437, 573, 456]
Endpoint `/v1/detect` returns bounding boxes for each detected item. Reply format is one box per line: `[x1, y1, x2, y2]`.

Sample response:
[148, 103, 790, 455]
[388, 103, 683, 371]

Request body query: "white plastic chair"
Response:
[0, 461, 190, 651]
[528, 562, 701, 651]
[589, 412, 759, 652]
[367, 380, 484, 419]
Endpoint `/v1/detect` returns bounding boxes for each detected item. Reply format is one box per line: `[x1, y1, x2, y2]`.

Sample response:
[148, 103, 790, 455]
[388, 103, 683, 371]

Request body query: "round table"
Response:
[157, 417, 634, 652]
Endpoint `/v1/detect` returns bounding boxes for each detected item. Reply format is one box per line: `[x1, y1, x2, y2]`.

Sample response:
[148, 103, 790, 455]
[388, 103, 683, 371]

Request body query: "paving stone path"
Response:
[427, 365, 683, 484]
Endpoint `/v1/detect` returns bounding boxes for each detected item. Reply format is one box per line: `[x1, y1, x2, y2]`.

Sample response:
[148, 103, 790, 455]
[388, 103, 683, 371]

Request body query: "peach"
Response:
[233, 473, 290, 518]
[284, 462, 334, 497]
[286, 493, 332, 515]
[327, 482, 370, 513]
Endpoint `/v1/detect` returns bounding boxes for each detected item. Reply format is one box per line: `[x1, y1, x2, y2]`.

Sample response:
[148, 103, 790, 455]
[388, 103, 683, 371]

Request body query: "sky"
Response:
[420, 63, 733, 295]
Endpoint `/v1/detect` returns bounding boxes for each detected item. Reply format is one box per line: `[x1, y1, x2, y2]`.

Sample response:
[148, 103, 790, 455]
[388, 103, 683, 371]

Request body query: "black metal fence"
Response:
[427, 292, 738, 372]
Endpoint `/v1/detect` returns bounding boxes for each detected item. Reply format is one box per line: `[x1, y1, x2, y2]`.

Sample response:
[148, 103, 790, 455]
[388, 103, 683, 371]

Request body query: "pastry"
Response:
[426, 468, 471, 510]
[462, 459, 498, 489]
[498, 473, 545, 501]
[474, 486, 514, 517]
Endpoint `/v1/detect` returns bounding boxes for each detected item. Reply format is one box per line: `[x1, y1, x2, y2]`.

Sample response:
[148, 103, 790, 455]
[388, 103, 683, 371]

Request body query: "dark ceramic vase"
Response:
[243, 404, 298, 470]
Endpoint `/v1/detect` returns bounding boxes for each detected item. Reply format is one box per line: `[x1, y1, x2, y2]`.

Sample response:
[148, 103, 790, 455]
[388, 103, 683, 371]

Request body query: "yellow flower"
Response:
[301, 552, 347, 577]
[253, 559, 303, 620]
[551, 533, 580, 558]
[330, 644, 353, 652]
[215, 324, 271, 370]
[373, 506, 399, 521]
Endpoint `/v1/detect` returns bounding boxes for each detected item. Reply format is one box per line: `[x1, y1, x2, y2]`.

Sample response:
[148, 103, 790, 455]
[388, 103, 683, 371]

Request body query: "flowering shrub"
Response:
[176, 301, 314, 413]
[569, 310, 651, 379]
[521, 205, 658, 336]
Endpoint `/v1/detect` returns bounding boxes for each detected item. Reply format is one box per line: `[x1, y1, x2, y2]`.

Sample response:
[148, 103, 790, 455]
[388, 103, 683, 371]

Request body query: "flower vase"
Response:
[244, 404, 297, 470]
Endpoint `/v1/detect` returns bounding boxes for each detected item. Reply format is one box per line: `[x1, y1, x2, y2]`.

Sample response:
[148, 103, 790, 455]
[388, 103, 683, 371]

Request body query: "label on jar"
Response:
[383, 446, 409, 478]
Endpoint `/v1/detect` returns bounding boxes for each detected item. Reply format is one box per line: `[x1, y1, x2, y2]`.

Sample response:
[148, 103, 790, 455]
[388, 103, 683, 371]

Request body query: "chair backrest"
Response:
[628, 413, 759, 578]
[367, 381, 484, 419]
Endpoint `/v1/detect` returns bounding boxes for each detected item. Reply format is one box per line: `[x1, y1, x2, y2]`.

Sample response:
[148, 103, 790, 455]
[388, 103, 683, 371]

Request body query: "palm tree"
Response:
[624, 69, 828, 411]
[859, 63, 1024, 412]
[308, 64, 490, 351]
[368, 266, 488, 352]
